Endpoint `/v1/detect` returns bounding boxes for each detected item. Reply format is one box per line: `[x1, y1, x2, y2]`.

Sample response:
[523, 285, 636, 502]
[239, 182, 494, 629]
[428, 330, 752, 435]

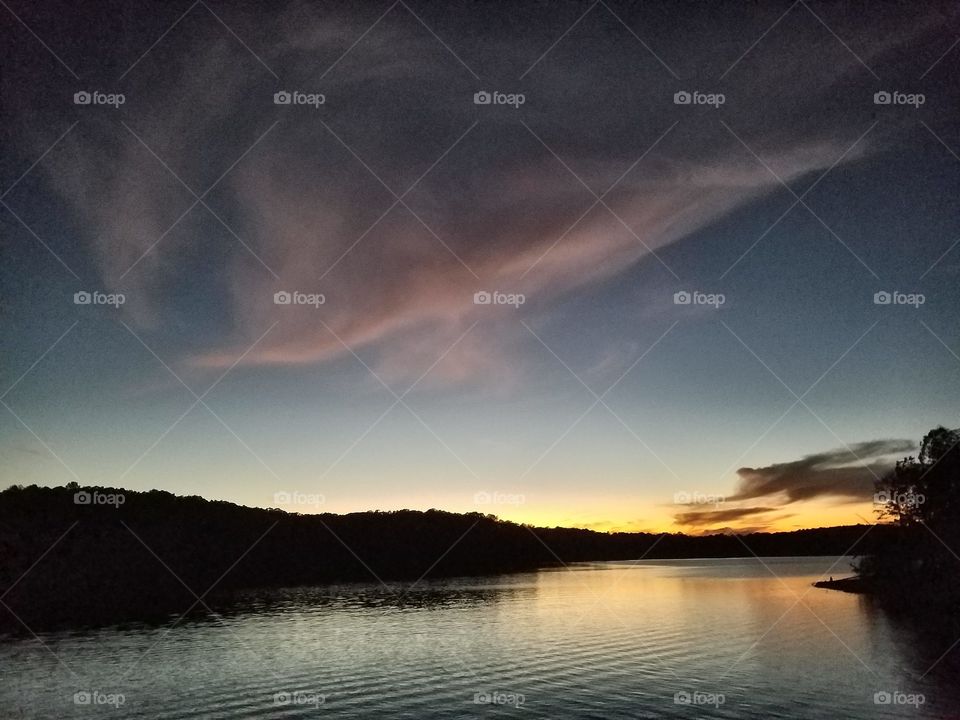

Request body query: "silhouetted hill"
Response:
[0, 484, 889, 632]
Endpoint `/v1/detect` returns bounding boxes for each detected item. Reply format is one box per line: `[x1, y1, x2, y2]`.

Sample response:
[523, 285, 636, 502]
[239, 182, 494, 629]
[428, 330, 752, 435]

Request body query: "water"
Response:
[2, 556, 957, 718]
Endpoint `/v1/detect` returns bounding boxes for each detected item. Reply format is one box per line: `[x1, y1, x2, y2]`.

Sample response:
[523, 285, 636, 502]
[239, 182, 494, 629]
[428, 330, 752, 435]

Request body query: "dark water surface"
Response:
[3, 556, 957, 718]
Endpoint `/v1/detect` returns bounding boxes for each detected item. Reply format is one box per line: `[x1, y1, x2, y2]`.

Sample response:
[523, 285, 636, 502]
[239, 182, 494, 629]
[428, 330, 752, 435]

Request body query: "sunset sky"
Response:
[2, 0, 958, 533]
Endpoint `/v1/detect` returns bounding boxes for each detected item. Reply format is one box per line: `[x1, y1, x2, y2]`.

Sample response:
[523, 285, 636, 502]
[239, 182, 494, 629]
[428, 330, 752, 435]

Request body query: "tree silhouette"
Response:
[874, 426, 960, 525]
[862, 425, 960, 615]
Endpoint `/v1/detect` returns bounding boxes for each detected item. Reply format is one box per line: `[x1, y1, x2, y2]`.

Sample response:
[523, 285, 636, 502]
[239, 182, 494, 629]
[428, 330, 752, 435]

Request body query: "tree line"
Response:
[0, 483, 891, 632]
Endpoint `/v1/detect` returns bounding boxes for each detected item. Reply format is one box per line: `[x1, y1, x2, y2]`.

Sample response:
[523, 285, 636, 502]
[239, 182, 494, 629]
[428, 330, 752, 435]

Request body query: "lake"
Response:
[2, 556, 957, 718]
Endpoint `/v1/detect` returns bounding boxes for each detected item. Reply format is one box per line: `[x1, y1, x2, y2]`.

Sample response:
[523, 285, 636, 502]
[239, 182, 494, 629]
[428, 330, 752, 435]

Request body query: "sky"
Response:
[1, 0, 959, 534]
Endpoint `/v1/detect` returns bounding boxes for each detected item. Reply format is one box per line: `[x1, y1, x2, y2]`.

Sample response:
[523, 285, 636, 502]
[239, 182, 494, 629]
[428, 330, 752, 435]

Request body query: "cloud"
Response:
[186, 138, 852, 382]
[673, 440, 914, 530]
[729, 439, 915, 504]
[674, 506, 781, 527]
[31, 3, 941, 387]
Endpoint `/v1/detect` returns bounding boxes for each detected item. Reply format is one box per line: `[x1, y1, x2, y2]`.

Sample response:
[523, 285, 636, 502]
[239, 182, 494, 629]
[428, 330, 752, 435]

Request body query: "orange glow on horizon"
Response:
[421, 498, 880, 535]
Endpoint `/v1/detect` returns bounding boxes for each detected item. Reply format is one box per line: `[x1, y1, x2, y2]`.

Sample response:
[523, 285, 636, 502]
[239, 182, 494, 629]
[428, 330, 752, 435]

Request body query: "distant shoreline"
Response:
[813, 576, 870, 594]
[0, 484, 889, 633]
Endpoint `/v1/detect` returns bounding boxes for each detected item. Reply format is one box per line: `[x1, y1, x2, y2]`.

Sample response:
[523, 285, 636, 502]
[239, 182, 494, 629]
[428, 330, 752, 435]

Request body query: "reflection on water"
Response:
[1, 557, 957, 718]
[229, 577, 538, 614]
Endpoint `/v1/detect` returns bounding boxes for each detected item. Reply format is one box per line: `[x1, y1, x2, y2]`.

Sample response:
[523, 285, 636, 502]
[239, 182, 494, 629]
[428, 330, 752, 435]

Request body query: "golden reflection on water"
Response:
[1, 557, 956, 719]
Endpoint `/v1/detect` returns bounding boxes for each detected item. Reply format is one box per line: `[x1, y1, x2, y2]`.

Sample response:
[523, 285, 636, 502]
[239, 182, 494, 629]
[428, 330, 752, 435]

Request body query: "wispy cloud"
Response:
[33, 2, 936, 388]
[674, 506, 781, 527]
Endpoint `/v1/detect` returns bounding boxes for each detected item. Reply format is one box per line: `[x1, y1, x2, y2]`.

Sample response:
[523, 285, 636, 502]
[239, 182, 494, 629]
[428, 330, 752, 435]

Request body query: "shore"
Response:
[813, 576, 870, 594]
[1, 484, 890, 632]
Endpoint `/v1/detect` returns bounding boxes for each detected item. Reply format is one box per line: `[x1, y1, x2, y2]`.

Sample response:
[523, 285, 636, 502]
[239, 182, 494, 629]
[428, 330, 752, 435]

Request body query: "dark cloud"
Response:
[673, 440, 914, 530]
[730, 439, 915, 504]
[674, 506, 780, 527]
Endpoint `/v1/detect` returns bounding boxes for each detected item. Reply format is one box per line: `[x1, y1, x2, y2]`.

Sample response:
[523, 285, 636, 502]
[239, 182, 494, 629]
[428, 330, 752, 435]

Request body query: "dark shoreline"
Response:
[1, 484, 886, 633]
[812, 576, 871, 594]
